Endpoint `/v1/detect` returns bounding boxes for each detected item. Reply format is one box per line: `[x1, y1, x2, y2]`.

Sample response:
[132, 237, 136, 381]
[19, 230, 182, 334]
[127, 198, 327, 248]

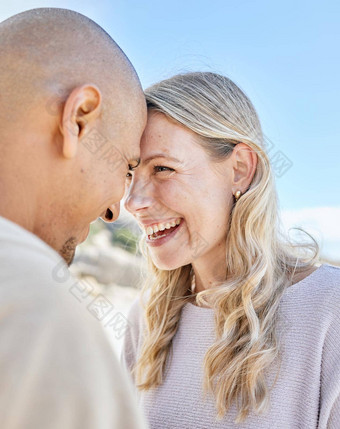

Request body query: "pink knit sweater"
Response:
[122, 264, 340, 428]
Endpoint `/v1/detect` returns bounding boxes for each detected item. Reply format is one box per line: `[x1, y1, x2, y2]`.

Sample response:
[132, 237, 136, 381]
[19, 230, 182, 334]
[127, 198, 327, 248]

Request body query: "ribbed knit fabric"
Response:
[122, 264, 340, 429]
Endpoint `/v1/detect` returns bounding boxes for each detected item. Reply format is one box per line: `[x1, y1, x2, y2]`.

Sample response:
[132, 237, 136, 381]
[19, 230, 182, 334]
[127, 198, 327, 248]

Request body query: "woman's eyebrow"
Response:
[142, 154, 181, 165]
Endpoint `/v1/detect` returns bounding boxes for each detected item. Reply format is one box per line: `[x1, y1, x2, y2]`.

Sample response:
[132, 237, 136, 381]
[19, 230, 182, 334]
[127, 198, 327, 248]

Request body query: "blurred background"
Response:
[1, 0, 339, 355]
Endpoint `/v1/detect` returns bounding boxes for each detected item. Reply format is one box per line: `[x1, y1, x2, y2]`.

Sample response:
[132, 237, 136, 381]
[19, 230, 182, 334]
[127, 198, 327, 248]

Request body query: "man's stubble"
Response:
[59, 236, 77, 266]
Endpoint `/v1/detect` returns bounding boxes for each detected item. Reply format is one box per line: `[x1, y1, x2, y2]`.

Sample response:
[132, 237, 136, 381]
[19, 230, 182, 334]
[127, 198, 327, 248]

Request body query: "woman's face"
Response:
[124, 111, 234, 271]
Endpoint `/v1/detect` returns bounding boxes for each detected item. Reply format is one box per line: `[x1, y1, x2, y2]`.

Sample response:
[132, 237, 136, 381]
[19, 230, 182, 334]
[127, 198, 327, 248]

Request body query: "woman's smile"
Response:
[144, 218, 183, 247]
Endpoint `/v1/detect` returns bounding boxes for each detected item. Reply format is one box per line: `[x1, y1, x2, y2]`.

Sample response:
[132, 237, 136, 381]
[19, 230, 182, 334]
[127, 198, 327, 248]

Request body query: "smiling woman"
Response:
[122, 72, 340, 428]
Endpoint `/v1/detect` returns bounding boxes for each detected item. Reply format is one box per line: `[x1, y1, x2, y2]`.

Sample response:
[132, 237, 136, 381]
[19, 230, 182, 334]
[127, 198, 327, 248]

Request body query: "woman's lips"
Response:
[146, 221, 183, 247]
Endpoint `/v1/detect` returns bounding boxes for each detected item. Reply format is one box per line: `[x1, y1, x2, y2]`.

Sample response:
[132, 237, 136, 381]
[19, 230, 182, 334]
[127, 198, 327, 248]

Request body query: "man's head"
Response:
[0, 8, 146, 264]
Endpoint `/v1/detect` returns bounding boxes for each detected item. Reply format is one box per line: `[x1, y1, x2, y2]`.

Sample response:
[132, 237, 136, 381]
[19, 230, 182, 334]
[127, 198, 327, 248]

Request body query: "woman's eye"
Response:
[126, 172, 132, 179]
[154, 165, 174, 173]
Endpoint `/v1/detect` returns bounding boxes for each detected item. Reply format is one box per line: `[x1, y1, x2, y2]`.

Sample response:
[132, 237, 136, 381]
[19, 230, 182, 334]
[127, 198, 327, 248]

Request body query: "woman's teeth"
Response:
[145, 218, 181, 239]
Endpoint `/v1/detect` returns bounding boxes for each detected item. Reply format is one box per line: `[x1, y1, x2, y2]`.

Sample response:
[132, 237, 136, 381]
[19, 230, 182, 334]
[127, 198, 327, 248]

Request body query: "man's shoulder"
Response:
[0, 233, 67, 295]
[0, 229, 86, 329]
[0, 216, 61, 260]
[0, 219, 114, 342]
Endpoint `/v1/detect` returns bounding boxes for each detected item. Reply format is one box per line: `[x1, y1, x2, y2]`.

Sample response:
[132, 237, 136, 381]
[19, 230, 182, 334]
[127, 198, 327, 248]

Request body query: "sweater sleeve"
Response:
[318, 273, 340, 429]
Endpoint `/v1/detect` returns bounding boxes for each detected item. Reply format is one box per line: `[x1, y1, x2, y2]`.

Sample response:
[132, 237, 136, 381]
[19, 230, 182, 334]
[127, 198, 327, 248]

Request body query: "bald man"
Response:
[0, 8, 147, 429]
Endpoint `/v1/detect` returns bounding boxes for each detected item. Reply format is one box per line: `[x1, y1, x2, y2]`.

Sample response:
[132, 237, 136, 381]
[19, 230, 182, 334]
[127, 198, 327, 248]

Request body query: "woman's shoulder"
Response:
[317, 263, 340, 310]
[287, 263, 339, 290]
[319, 263, 340, 287]
[122, 292, 148, 360]
[283, 263, 340, 315]
[126, 289, 150, 328]
[317, 263, 340, 309]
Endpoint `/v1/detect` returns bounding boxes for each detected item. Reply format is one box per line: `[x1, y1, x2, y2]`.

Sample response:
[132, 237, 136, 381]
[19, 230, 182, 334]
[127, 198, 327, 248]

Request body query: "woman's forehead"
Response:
[141, 112, 202, 158]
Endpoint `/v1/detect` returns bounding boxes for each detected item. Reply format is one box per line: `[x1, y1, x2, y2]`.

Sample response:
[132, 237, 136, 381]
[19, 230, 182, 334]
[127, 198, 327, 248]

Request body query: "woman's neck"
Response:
[192, 252, 227, 293]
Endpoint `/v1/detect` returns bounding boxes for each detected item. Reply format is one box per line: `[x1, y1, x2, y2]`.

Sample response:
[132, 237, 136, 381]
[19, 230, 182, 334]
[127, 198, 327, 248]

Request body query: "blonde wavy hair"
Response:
[133, 72, 319, 423]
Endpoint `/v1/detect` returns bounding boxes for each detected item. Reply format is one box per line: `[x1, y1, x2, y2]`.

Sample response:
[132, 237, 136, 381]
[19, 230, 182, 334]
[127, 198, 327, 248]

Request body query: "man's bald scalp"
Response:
[0, 8, 142, 125]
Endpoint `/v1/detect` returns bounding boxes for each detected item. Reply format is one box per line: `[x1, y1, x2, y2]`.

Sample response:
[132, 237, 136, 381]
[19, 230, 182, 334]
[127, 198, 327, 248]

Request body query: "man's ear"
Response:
[231, 143, 258, 192]
[59, 84, 102, 159]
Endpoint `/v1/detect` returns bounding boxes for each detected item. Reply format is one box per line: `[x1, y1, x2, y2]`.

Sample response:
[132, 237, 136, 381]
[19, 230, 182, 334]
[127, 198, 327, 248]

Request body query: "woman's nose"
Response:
[100, 202, 120, 223]
[124, 179, 153, 215]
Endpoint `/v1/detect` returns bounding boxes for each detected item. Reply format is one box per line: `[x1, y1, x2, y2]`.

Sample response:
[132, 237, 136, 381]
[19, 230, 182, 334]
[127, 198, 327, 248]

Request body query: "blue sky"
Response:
[1, 0, 339, 258]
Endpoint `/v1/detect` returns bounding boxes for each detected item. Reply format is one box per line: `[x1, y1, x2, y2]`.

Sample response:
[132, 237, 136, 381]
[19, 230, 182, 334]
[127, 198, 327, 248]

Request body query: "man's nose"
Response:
[124, 180, 153, 215]
[100, 202, 120, 223]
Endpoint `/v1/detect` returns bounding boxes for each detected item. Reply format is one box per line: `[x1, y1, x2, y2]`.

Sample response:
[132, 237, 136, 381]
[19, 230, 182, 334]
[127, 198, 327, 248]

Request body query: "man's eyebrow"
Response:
[142, 154, 181, 165]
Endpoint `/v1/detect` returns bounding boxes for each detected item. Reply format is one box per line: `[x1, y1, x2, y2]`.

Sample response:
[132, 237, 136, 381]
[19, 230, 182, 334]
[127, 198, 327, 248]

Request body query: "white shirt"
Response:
[0, 216, 147, 429]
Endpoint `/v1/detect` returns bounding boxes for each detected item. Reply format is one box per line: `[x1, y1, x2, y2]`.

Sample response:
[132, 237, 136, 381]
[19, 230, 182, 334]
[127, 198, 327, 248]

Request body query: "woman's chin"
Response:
[150, 255, 189, 271]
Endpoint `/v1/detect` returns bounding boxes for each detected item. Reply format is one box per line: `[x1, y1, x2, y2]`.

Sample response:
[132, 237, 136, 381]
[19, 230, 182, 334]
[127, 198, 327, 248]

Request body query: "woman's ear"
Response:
[59, 84, 102, 159]
[231, 143, 258, 192]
